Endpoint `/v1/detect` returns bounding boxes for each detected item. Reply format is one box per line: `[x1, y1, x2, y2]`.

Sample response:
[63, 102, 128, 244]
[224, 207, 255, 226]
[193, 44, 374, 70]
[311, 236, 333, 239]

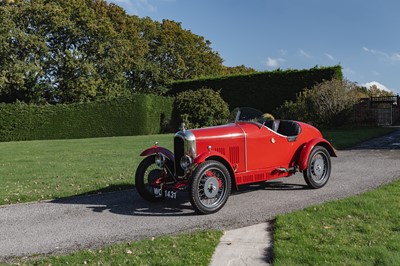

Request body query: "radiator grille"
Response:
[174, 136, 184, 176]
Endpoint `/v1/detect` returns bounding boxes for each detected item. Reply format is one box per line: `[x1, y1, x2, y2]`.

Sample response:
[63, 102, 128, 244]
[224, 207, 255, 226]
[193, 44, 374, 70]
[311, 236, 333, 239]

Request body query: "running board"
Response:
[275, 166, 298, 173]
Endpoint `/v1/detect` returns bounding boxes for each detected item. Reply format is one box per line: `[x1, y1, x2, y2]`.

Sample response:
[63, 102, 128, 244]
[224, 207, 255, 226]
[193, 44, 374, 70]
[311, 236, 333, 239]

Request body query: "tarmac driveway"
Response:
[1, 131, 399, 261]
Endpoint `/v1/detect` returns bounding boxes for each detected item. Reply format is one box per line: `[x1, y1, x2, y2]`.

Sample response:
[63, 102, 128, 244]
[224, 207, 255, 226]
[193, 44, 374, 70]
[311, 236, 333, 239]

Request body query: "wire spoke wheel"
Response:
[189, 160, 231, 214]
[135, 155, 167, 202]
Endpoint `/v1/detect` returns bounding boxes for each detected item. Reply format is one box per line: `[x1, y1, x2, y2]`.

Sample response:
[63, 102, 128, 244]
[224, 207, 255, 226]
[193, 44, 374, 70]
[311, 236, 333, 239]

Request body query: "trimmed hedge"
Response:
[169, 65, 343, 113]
[0, 94, 174, 142]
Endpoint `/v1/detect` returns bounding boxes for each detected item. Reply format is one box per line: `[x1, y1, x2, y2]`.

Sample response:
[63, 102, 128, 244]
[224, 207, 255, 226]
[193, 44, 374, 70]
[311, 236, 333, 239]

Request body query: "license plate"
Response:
[153, 188, 177, 199]
[164, 190, 177, 199]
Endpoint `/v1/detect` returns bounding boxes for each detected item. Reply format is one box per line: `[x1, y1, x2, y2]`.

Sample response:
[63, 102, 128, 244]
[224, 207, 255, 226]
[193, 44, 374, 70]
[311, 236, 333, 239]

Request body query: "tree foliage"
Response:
[221, 65, 257, 76]
[276, 79, 359, 127]
[360, 84, 395, 97]
[0, 0, 225, 103]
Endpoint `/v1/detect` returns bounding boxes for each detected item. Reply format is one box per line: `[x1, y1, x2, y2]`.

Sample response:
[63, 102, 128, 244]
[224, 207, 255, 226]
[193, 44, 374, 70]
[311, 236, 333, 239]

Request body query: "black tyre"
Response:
[303, 146, 331, 189]
[189, 160, 231, 214]
[135, 155, 166, 202]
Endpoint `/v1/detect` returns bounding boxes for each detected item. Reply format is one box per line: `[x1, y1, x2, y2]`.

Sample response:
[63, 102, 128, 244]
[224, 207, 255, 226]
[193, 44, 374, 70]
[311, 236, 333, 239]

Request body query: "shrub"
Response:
[275, 98, 308, 122]
[275, 79, 359, 127]
[174, 88, 230, 128]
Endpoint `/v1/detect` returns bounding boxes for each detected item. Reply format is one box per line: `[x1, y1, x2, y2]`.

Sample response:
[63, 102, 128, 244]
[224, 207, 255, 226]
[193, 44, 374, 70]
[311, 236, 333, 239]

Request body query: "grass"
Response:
[0, 134, 173, 205]
[5, 230, 222, 266]
[273, 179, 400, 265]
[321, 126, 396, 150]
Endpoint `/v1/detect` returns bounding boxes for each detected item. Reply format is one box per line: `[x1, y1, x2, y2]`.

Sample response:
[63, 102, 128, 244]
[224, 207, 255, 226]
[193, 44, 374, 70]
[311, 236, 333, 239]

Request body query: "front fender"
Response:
[298, 138, 337, 171]
[194, 150, 237, 189]
[140, 146, 174, 162]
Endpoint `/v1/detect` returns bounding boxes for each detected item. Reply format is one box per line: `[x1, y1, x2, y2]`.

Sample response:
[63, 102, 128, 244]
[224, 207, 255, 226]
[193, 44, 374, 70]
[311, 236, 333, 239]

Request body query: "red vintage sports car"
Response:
[135, 107, 336, 214]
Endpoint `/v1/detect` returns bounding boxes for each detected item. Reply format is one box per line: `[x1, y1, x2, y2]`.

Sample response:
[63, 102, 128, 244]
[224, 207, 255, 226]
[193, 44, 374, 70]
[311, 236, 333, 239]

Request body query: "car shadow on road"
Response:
[234, 181, 309, 194]
[50, 180, 309, 217]
[50, 187, 197, 217]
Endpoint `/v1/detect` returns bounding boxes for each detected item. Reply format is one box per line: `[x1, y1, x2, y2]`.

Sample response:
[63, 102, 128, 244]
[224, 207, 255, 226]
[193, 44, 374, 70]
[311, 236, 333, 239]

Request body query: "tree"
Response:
[0, 0, 225, 103]
[140, 19, 224, 91]
[0, 1, 49, 103]
[39, 0, 146, 102]
[276, 79, 359, 127]
[365, 84, 395, 97]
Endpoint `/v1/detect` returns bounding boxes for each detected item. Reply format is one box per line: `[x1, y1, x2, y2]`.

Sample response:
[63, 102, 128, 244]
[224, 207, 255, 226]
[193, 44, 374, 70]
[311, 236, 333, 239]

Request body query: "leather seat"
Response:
[277, 120, 301, 137]
[264, 120, 280, 132]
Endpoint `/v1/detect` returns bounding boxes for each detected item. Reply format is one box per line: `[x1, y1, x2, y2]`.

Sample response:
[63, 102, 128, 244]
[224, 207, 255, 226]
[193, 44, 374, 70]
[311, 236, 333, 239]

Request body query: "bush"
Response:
[173, 88, 230, 128]
[275, 99, 308, 122]
[275, 79, 359, 127]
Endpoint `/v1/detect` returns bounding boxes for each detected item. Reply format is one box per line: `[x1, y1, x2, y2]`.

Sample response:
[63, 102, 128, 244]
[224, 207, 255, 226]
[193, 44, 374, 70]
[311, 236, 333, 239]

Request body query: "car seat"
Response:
[264, 120, 280, 132]
[277, 120, 301, 141]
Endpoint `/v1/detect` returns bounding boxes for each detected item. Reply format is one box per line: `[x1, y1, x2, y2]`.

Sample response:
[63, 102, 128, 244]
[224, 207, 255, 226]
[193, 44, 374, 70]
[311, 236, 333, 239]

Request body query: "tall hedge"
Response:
[169, 65, 342, 113]
[0, 94, 174, 142]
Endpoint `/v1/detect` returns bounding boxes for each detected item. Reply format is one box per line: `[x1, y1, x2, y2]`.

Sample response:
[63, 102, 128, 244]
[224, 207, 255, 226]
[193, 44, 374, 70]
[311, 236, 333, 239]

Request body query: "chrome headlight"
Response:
[155, 153, 166, 168]
[180, 155, 193, 171]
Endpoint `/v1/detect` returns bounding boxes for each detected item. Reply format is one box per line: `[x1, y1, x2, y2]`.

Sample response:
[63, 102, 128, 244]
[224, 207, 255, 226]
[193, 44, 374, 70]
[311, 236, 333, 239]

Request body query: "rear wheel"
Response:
[189, 160, 231, 214]
[135, 155, 168, 202]
[303, 146, 331, 189]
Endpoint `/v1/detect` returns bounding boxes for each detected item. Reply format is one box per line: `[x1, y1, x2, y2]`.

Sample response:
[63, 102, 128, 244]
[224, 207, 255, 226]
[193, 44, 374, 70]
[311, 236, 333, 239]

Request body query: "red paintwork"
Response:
[298, 138, 337, 171]
[189, 121, 335, 186]
[140, 146, 175, 162]
[140, 119, 336, 188]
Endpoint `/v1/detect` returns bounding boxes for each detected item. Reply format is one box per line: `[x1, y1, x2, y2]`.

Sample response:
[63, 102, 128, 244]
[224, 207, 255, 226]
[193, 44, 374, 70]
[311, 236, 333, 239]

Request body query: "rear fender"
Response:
[140, 146, 174, 162]
[298, 138, 337, 171]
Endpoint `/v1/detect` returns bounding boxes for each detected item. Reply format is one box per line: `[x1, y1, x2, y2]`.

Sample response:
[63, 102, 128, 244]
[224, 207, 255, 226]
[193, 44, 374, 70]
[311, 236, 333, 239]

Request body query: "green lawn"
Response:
[321, 127, 396, 150]
[273, 179, 400, 265]
[9, 230, 222, 266]
[0, 134, 172, 205]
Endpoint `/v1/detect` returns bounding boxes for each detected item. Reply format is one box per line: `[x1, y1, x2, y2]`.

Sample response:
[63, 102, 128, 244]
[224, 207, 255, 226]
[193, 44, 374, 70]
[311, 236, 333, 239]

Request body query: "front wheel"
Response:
[303, 146, 331, 189]
[189, 160, 231, 214]
[135, 155, 169, 202]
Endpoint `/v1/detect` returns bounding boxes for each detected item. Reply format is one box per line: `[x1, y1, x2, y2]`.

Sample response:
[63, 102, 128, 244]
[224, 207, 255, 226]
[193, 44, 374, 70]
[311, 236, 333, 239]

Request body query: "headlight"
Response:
[180, 155, 193, 170]
[155, 153, 166, 168]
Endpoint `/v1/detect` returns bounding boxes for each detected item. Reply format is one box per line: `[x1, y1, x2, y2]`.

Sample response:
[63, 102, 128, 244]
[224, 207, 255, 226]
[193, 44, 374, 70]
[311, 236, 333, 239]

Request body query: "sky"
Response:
[107, 0, 400, 94]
